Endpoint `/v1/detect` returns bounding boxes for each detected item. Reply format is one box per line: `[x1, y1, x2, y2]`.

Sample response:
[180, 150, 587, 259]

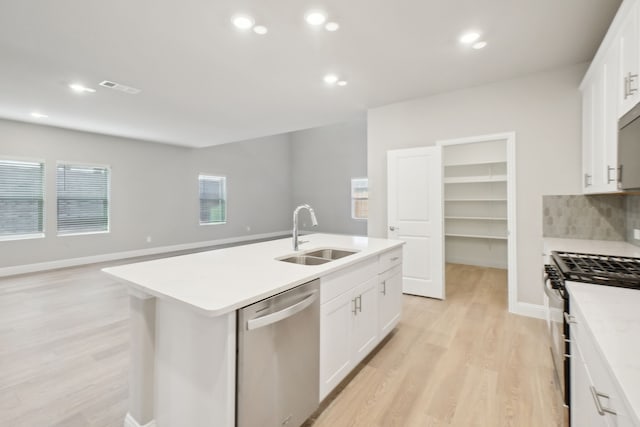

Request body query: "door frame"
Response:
[436, 132, 518, 314]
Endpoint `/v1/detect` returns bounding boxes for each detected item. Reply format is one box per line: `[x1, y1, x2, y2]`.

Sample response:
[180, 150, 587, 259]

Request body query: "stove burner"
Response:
[552, 251, 640, 289]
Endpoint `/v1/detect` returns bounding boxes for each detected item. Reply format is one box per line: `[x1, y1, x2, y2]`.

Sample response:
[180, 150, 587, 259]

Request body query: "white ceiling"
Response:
[0, 0, 622, 147]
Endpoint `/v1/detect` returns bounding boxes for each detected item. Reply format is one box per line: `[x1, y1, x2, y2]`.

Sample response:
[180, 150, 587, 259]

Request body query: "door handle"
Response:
[389, 226, 398, 231]
[246, 291, 317, 330]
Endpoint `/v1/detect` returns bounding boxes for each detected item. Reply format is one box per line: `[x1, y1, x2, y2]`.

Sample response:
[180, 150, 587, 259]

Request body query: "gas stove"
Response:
[551, 251, 640, 289]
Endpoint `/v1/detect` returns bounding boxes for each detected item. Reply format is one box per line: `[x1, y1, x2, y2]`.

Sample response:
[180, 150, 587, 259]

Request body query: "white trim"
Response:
[436, 132, 518, 314]
[124, 412, 156, 427]
[511, 302, 546, 320]
[0, 230, 289, 278]
[0, 232, 45, 242]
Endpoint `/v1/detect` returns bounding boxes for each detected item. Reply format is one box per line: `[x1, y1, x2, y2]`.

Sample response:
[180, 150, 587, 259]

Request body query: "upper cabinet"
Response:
[581, 0, 636, 194]
[619, 2, 639, 116]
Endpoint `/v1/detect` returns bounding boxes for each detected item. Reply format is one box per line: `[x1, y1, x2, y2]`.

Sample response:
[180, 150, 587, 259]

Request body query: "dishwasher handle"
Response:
[246, 290, 318, 331]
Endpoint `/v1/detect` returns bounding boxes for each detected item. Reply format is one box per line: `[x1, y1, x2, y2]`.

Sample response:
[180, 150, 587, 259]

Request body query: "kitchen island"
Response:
[103, 233, 404, 427]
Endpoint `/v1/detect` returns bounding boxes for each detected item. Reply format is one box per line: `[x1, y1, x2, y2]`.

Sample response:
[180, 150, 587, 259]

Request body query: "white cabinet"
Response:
[319, 248, 403, 401]
[351, 277, 380, 364]
[581, 0, 636, 193]
[582, 39, 620, 194]
[378, 264, 402, 338]
[569, 301, 635, 427]
[619, 1, 640, 116]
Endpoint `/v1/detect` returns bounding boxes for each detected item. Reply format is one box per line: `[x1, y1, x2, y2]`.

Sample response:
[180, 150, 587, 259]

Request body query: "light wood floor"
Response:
[0, 261, 564, 426]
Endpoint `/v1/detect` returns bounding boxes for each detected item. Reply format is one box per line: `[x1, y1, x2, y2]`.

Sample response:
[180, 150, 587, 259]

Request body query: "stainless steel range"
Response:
[544, 251, 640, 424]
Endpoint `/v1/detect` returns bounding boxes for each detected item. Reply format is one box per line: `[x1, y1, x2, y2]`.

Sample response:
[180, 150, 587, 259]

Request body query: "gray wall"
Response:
[290, 120, 367, 235]
[367, 64, 586, 306]
[0, 119, 292, 268]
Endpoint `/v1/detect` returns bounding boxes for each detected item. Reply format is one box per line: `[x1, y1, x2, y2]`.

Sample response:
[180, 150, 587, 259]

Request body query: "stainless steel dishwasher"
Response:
[237, 279, 320, 427]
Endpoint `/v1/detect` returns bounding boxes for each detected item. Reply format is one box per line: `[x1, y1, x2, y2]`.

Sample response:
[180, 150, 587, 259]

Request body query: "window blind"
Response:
[57, 164, 110, 234]
[0, 159, 44, 238]
[199, 175, 226, 224]
[351, 178, 368, 220]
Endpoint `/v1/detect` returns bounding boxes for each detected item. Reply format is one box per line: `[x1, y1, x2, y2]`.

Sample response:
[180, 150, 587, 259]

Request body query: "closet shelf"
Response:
[444, 198, 507, 202]
[443, 175, 507, 184]
[445, 216, 507, 221]
[445, 233, 507, 240]
[444, 160, 507, 167]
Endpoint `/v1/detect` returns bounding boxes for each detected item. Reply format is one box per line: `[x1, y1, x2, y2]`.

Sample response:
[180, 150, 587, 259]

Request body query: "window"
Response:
[199, 175, 226, 224]
[57, 164, 110, 235]
[351, 177, 368, 220]
[0, 159, 44, 239]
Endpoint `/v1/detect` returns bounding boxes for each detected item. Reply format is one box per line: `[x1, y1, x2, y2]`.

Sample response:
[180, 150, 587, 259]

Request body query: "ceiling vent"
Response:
[99, 80, 142, 95]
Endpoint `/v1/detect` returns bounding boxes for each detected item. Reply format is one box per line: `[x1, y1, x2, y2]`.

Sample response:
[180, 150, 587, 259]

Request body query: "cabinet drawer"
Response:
[570, 302, 635, 426]
[378, 247, 402, 273]
[320, 257, 378, 304]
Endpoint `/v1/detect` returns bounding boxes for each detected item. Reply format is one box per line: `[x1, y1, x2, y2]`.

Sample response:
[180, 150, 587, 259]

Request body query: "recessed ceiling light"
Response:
[323, 74, 339, 84]
[30, 112, 48, 118]
[306, 11, 327, 26]
[459, 31, 480, 44]
[253, 25, 268, 35]
[472, 41, 487, 49]
[232, 14, 255, 30]
[325, 22, 339, 32]
[337, 80, 347, 86]
[69, 83, 96, 93]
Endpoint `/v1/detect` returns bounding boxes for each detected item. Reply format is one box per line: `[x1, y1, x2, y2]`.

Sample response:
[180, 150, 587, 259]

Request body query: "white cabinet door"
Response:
[571, 340, 608, 427]
[582, 78, 595, 192]
[351, 277, 379, 365]
[319, 290, 354, 400]
[603, 41, 620, 191]
[378, 265, 402, 338]
[592, 67, 607, 192]
[619, 2, 639, 117]
[387, 146, 444, 299]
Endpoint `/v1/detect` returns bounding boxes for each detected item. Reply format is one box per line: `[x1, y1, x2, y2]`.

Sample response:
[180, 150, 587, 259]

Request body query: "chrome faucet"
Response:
[292, 204, 318, 251]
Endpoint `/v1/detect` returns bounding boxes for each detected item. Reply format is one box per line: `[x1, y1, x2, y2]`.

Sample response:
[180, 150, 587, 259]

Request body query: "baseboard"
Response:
[510, 302, 546, 320]
[124, 413, 156, 427]
[0, 230, 289, 278]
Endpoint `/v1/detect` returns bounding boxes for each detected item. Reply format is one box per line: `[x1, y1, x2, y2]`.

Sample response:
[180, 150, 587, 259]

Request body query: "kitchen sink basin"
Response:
[277, 248, 358, 266]
[304, 248, 357, 260]
[279, 255, 331, 265]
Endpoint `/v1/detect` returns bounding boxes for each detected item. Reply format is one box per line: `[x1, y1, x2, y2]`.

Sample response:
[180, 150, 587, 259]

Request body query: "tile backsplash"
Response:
[543, 194, 626, 241]
[626, 195, 640, 245]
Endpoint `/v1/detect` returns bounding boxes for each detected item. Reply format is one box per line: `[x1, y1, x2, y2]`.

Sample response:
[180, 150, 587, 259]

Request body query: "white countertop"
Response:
[103, 233, 403, 317]
[543, 237, 640, 258]
[567, 282, 640, 425]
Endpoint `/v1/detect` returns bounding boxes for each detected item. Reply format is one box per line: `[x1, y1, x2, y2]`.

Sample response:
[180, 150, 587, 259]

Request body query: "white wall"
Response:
[290, 120, 367, 235]
[0, 119, 292, 268]
[367, 64, 586, 305]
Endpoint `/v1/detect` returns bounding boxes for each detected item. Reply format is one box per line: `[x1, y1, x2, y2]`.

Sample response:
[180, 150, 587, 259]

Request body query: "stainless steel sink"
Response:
[304, 249, 357, 260]
[277, 248, 358, 266]
[279, 255, 331, 265]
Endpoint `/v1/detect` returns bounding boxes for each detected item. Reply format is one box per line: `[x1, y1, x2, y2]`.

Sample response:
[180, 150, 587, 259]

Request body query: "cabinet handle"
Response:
[389, 226, 398, 231]
[607, 166, 616, 184]
[352, 298, 358, 315]
[584, 173, 592, 187]
[381, 280, 387, 295]
[590, 386, 617, 416]
[563, 312, 576, 324]
[618, 165, 623, 185]
[629, 72, 638, 96]
[390, 256, 399, 261]
[354, 295, 362, 313]
[625, 75, 630, 99]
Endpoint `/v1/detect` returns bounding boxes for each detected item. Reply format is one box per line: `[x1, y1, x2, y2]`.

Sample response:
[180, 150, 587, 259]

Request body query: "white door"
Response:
[387, 146, 444, 299]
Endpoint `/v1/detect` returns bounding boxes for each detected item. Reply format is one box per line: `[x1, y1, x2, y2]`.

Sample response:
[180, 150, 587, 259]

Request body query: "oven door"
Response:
[543, 270, 568, 406]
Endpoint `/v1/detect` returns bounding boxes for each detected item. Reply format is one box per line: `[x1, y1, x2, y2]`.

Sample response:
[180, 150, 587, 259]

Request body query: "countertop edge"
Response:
[102, 235, 404, 317]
